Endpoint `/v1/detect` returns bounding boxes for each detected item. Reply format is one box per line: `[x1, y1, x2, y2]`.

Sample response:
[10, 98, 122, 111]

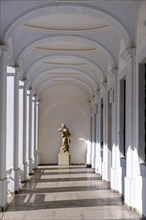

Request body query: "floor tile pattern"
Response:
[1, 165, 142, 220]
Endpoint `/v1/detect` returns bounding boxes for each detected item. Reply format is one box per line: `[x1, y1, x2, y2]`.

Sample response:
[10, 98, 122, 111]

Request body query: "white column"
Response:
[28, 90, 33, 174]
[95, 91, 100, 173]
[102, 82, 108, 181]
[0, 45, 10, 211]
[121, 47, 136, 208]
[22, 80, 29, 181]
[96, 90, 102, 175]
[91, 96, 97, 169]
[33, 97, 39, 169]
[108, 69, 120, 190]
[13, 67, 22, 193]
[86, 99, 92, 167]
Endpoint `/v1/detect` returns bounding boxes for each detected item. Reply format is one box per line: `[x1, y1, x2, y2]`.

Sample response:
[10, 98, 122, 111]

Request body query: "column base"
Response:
[86, 164, 91, 168]
[14, 169, 20, 193]
[102, 162, 108, 181]
[111, 167, 119, 191]
[34, 155, 38, 169]
[58, 152, 71, 166]
[95, 157, 98, 173]
[29, 158, 33, 174]
[86, 153, 91, 166]
[0, 177, 8, 211]
[125, 176, 135, 208]
[23, 162, 28, 181]
[97, 157, 102, 175]
[91, 156, 95, 169]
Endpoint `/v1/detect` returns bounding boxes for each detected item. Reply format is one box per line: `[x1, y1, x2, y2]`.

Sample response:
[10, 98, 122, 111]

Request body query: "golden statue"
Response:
[58, 123, 71, 153]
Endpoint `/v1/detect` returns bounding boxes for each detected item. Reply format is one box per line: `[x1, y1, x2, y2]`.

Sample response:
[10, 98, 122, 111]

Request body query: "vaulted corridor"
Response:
[2, 166, 141, 220]
[0, 0, 146, 218]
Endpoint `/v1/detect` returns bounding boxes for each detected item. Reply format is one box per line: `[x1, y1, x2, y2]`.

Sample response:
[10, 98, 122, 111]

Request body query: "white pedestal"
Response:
[58, 152, 71, 166]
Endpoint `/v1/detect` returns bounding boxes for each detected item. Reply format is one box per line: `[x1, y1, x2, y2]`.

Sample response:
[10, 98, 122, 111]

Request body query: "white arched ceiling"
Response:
[1, 1, 142, 98]
[24, 54, 103, 94]
[26, 54, 103, 79]
[32, 68, 97, 91]
[17, 36, 115, 68]
[4, 4, 130, 46]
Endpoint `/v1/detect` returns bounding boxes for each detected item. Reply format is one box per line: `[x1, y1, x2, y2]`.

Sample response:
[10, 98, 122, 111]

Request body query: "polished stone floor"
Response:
[1, 165, 142, 220]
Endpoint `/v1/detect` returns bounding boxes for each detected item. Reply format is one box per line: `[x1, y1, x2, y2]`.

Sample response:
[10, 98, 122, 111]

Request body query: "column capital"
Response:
[95, 89, 100, 97]
[22, 79, 30, 89]
[120, 47, 136, 62]
[100, 81, 107, 90]
[37, 99, 42, 105]
[0, 45, 11, 56]
[29, 88, 35, 96]
[107, 68, 118, 83]
[94, 90, 100, 106]
[0, 45, 13, 64]
[14, 66, 23, 80]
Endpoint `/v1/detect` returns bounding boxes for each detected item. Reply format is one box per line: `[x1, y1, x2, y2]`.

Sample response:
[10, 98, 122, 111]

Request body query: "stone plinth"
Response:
[58, 152, 71, 166]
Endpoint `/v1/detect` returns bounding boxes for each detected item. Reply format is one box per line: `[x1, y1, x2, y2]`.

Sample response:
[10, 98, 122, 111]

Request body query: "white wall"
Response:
[38, 84, 90, 164]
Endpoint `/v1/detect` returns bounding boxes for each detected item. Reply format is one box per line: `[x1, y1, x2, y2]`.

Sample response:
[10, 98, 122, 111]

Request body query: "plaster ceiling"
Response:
[0, 0, 142, 101]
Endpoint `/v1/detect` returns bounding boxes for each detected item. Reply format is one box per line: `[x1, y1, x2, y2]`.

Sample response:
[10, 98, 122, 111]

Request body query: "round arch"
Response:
[4, 4, 131, 47]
